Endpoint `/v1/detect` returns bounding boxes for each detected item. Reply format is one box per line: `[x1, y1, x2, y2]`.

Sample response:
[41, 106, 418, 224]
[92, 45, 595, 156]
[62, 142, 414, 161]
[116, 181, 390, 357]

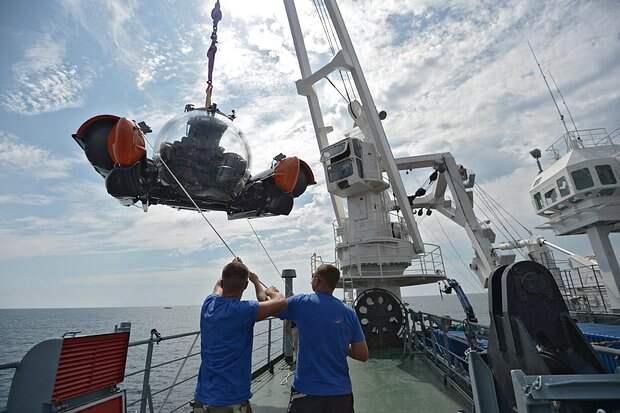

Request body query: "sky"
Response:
[0, 0, 619, 308]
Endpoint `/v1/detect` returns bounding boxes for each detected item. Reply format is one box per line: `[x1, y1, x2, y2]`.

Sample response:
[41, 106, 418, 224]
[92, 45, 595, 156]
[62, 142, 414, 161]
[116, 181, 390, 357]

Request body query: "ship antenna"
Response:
[548, 70, 581, 140]
[527, 41, 570, 135]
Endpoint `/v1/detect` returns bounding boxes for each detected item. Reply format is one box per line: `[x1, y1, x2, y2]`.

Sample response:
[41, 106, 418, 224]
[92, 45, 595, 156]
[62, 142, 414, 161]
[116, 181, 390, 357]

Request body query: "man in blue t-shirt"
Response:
[194, 258, 287, 413]
[278, 264, 368, 413]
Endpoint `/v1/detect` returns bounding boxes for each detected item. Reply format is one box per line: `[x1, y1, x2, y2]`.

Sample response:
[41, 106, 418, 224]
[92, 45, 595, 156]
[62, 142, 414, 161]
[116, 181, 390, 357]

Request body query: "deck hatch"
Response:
[52, 332, 130, 403]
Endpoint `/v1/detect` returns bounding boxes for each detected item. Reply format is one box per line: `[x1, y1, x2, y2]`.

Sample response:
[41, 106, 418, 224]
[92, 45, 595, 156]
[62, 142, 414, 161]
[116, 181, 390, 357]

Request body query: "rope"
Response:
[247, 219, 281, 277]
[146, 133, 275, 289]
[142, 134, 237, 258]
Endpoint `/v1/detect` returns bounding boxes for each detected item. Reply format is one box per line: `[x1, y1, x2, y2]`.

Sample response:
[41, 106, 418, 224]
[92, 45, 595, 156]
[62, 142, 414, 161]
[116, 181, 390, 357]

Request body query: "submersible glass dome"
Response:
[154, 110, 251, 201]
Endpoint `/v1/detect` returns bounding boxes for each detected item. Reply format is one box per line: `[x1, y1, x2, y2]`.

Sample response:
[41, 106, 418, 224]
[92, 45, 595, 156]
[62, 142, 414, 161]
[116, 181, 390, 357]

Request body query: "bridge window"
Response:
[556, 176, 571, 197]
[571, 168, 594, 190]
[533, 192, 543, 209]
[544, 188, 558, 206]
[596, 165, 617, 185]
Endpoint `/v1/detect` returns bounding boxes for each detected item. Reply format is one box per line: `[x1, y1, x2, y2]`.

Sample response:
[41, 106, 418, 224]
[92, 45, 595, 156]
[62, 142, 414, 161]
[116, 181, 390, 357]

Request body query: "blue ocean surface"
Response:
[0, 293, 487, 411]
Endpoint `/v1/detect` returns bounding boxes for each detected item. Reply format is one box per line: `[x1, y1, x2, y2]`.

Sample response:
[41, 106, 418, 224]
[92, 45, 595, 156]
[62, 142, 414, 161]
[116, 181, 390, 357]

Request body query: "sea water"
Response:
[0, 293, 487, 411]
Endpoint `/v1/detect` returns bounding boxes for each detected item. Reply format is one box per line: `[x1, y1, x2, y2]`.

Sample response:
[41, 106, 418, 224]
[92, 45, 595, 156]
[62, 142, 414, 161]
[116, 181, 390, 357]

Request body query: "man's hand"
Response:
[249, 271, 267, 302]
[256, 287, 287, 321]
[233, 256, 243, 264]
[265, 286, 283, 300]
[213, 279, 223, 296]
[248, 271, 259, 284]
[348, 341, 369, 362]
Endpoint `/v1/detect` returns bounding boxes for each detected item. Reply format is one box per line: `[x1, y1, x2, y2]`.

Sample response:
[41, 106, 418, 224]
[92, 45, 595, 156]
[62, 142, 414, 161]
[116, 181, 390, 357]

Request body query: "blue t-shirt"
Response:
[195, 294, 259, 406]
[278, 292, 365, 396]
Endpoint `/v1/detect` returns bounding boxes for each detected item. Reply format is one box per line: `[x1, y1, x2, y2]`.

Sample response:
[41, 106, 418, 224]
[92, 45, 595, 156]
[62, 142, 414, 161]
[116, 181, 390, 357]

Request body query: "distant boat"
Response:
[163, 306, 173, 309]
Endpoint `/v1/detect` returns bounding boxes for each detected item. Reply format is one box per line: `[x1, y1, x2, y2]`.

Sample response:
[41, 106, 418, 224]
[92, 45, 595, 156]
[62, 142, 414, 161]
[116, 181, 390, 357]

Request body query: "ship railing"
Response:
[409, 310, 620, 378]
[556, 264, 610, 313]
[408, 311, 487, 403]
[545, 127, 619, 159]
[339, 243, 446, 280]
[333, 214, 415, 244]
[0, 317, 284, 413]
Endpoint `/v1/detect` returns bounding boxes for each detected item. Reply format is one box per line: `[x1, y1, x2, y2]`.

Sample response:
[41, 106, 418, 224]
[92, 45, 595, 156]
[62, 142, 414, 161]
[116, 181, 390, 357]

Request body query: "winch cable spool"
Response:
[205, 0, 222, 108]
[354, 288, 407, 349]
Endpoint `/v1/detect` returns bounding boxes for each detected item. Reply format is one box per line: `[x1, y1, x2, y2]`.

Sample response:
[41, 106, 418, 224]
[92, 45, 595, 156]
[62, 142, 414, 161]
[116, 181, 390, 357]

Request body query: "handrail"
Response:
[410, 310, 620, 376]
[0, 317, 285, 413]
[129, 330, 199, 347]
[0, 362, 19, 370]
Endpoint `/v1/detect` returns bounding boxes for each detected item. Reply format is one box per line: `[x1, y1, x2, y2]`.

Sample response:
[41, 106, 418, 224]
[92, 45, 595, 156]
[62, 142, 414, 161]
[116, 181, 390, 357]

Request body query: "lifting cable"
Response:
[476, 185, 532, 236]
[472, 186, 527, 260]
[312, 0, 357, 104]
[476, 198, 527, 261]
[317, 0, 357, 101]
[474, 187, 520, 243]
[474, 186, 527, 242]
[205, 0, 222, 108]
[194, 0, 283, 284]
[433, 215, 482, 290]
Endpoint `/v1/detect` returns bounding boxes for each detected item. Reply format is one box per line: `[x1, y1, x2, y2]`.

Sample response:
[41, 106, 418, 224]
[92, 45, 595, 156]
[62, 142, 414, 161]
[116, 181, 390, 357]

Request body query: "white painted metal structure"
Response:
[529, 127, 620, 311]
[283, 0, 448, 298]
[395, 153, 516, 287]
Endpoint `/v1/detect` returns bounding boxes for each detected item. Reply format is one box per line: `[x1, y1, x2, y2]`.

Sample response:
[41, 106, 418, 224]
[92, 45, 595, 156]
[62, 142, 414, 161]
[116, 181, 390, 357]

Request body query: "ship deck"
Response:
[250, 351, 468, 413]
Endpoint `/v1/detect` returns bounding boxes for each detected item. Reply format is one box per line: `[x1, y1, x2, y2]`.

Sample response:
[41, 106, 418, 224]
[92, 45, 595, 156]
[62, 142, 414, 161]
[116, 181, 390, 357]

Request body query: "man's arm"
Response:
[249, 272, 267, 302]
[212, 279, 223, 296]
[256, 287, 287, 321]
[348, 341, 369, 362]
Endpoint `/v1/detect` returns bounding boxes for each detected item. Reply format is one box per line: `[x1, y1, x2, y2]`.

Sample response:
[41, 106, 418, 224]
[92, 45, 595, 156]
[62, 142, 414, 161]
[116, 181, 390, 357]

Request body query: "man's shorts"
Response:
[287, 389, 354, 413]
[191, 399, 252, 413]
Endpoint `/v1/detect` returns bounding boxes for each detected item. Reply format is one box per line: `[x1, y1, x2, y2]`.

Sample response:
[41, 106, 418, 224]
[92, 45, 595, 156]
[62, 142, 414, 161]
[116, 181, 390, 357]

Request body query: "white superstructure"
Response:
[529, 127, 620, 311]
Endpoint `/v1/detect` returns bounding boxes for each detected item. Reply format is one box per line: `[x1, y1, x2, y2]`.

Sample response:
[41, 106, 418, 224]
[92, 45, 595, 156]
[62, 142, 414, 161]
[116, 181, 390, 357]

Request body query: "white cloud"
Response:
[0, 194, 53, 206]
[0, 131, 78, 179]
[1, 34, 94, 115]
[2, 1, 619, 306]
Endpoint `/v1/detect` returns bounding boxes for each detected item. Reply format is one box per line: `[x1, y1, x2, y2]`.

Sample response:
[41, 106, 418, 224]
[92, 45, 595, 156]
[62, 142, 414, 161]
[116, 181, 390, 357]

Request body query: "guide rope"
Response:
[247, 219, 281, 277]
[144, 133, 273, 288]
[142, 135, 237, 258]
